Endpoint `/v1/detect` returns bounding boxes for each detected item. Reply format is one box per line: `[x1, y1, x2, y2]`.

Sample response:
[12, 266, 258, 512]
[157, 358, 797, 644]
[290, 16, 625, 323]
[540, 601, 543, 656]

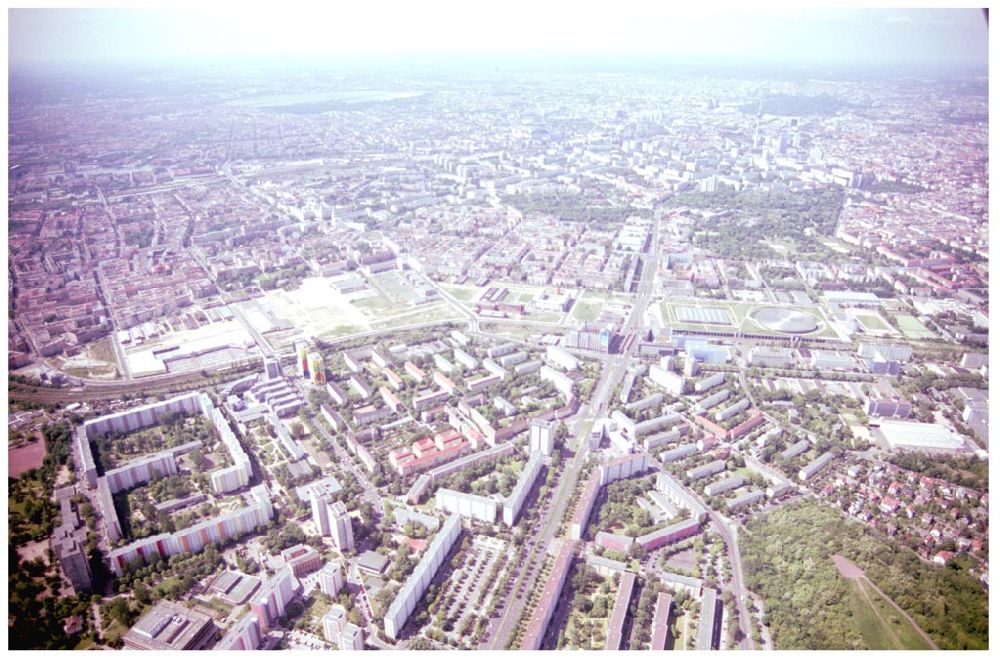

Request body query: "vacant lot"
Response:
[9, 437, 46, 477]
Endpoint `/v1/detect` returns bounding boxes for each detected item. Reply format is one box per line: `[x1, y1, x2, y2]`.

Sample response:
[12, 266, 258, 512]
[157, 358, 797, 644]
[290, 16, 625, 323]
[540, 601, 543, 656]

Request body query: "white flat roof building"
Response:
[879, 420, 965, 452]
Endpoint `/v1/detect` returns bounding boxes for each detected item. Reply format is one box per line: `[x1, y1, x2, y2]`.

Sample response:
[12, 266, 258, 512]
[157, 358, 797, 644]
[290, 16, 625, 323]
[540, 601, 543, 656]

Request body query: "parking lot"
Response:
[442, 536, 507, 627]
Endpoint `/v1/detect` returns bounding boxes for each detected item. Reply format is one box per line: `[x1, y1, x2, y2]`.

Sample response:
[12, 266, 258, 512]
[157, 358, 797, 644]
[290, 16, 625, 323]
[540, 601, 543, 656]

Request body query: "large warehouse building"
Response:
[878, 420, 966, 452]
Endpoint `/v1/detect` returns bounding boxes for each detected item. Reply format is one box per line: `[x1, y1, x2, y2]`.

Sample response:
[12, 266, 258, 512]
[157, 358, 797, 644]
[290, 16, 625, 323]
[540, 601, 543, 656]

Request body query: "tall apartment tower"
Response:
[319, 561, 344, 597]
[330, 501, 355, 552]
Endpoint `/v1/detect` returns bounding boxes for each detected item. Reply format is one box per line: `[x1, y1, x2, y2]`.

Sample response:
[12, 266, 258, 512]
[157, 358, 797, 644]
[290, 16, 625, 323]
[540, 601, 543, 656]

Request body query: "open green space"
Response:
[572, 301, 603, 322]
[893, 314, 936, 339]
[440, 284, 482, 302]
[846, 578, 932, 650]
[852, 311, 891, 333]
[741, 500, 987, 650]
[675, 186, 845, 261]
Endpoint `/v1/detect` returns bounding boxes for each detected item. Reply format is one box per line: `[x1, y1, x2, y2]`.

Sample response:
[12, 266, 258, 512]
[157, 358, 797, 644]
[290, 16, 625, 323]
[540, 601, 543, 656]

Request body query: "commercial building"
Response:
[384, 514, 461, 640]
[650, 592, 674, 651]
[858, 342, 912, 363]
[123, 601, 216, 650]
[863, 380, 912, 418]
[208, 570, 261, 606]
[503, 451, 544, 526]
[435, 488, 498, 523]
[521, 539, 576, 650]
[878, 420, 965, 452]
[605, 571, 636, 650]
[747, 346, 793, 368]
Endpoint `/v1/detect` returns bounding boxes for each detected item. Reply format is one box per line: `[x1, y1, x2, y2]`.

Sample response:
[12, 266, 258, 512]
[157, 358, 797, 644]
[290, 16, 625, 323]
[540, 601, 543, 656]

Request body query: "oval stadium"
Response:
[750, 307, 820, 334]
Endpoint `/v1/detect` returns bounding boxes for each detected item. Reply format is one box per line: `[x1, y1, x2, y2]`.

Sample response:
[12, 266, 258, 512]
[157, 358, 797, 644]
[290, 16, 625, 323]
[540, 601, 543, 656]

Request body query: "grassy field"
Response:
[893, 314, 936, 339]
[571, 300, 603, 322]
[846, 579, 933, 650]
[440, 284, 483, 302]
[852, 311, 891, 333]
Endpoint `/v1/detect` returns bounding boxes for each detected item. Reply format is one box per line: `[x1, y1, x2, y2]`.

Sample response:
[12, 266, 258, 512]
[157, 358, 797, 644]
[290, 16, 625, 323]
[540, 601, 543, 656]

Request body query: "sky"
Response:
[6, 3, 990, 71]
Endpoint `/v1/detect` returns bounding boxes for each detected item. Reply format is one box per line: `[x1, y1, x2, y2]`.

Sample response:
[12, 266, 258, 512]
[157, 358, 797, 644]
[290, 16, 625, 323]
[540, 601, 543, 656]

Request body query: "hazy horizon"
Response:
[8, 5, 989, 74]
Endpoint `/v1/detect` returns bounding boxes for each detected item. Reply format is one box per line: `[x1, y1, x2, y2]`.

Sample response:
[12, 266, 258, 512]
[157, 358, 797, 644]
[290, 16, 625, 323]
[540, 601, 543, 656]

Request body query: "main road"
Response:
[487, 214, 663, 649]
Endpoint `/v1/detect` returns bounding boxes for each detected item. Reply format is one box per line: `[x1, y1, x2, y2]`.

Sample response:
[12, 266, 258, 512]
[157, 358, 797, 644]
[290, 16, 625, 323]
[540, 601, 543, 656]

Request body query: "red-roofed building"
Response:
[388, 429, 470, 476]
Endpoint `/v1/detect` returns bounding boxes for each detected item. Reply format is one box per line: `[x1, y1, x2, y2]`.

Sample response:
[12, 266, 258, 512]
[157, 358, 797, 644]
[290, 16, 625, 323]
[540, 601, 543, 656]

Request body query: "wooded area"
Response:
[741, 500, 987, 650]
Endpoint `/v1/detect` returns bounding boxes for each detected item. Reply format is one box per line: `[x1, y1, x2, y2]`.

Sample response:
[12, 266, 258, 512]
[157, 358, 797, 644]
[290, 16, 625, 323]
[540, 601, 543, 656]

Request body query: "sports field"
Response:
[893, 314, 936, 340]
[851, 310, 892, 333]
[658, 298, 839, 339]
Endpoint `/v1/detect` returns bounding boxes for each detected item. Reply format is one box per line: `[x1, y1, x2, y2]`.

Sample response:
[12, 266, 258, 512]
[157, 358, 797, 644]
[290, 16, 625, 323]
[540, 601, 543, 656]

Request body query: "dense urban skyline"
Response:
[7, 4, 990, 654]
